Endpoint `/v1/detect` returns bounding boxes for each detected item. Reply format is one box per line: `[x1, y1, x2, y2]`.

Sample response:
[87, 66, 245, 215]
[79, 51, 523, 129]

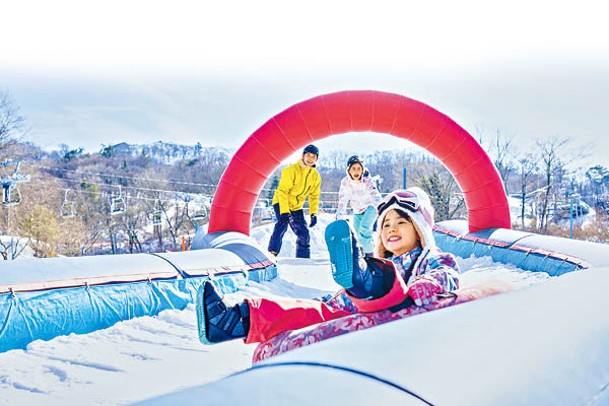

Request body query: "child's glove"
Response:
[408, 276, 443, 307]
[309, 214, 318, 227]
[278, 213, 291, 225]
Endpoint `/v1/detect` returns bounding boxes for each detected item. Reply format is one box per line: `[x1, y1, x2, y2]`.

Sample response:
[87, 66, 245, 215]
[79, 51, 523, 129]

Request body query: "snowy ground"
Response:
[0, 215, 552, 405]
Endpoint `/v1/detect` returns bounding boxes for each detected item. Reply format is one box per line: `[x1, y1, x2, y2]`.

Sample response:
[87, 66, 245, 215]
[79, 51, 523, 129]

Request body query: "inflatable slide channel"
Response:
[138, 219, 609, 405]
[0, 231, 277, 353]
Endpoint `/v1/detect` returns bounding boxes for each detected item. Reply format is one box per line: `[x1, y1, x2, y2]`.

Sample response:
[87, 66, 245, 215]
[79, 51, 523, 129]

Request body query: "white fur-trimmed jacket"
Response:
[337, 172, 382, 215]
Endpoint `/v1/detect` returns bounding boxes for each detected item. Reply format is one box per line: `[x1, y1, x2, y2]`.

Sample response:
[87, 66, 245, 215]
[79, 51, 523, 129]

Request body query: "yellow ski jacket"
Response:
[272, 160, 321, 215]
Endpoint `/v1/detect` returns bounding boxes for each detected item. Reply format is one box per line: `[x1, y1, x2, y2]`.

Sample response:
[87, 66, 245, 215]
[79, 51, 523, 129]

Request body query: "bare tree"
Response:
[120, 195, 146, 253]
[536, 137, 569, 231]
[129, 171, 171, 251]
[475, 126, 517, 192]
[0, 236, 30, 260]
[162, 196, 189, 250]
[492, 129, 517, 190]
[585, 165, 609, 202]
[0, 90, 25, 160]
[418, 169, 464, 221]
[75, 183, 107, 255]
[517, 153, 538, 229]
[324, 150, 350, 172]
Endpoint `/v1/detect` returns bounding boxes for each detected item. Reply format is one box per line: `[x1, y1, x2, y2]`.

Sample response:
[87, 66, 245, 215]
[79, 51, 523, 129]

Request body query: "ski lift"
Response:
[179, 194, 208, 225]
[147, 199, 163, 226]
[109, 186, 126, 215]
[61, 189, 76, 218]
[263, 206, 274, 221]
[0, 159, 30, 208]
[2, 184, 21, 207]
[253, 199, 274, 223]
[191, 203, 208, 221]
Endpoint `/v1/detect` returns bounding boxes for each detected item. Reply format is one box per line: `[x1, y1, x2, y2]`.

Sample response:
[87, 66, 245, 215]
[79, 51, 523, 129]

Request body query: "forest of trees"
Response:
[2, 90, 609, 260]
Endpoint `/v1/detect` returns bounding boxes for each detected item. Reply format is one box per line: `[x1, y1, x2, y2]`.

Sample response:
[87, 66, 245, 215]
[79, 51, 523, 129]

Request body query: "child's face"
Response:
[348, 163, 364, 180]
[380, 209, 420, 256]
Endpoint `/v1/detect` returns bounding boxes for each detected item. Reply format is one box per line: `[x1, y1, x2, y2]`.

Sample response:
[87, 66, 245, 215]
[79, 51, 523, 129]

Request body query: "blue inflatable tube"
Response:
[433, 220, 594, 276]
[0, 232, 277, 353]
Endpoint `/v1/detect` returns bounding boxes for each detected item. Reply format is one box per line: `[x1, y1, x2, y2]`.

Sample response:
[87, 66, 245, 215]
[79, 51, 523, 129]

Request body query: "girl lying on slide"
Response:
[197, 187, 460, 345]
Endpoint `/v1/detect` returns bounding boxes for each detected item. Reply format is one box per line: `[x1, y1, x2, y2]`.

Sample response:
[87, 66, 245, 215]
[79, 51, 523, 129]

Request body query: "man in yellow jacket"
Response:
[268, 144, 322, 258]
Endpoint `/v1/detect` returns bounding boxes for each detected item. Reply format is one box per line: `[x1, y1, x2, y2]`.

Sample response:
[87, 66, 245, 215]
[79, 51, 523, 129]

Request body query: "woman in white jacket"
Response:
[336, 155, 382, 257]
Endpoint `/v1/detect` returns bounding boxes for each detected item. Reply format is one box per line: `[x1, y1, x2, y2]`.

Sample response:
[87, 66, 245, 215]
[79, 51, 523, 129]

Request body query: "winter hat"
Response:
[376, 187, 437, 253]
[347, 155, 364, 169]
[346, 155, 366, 179]
[303, 144, 319, 156]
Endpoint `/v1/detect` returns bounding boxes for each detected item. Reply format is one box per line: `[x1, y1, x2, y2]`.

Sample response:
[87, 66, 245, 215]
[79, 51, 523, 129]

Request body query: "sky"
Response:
[2, 0, 609, 168]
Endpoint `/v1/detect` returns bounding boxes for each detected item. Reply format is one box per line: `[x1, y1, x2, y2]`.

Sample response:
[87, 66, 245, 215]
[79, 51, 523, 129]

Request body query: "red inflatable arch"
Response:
[208, 90, 510, 235]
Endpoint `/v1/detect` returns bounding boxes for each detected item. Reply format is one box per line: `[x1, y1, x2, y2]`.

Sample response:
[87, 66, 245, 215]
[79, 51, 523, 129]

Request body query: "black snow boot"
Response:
[196, 281, 250, 345]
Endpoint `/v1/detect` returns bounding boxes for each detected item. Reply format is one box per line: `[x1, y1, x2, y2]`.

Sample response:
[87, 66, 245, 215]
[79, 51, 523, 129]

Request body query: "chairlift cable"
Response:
[39, 167, 219, 189]
[37, 166, 339, 196]
[34, 176, 215, 200]
[54, 175, 214, 197]
[43, 185, 182, 205]
[35, 167, 339, 205]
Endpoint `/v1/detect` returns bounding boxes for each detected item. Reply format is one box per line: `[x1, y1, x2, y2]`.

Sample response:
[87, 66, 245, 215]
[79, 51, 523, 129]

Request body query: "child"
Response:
[336, 155, 382, 257]
[197, 187, 460, 345]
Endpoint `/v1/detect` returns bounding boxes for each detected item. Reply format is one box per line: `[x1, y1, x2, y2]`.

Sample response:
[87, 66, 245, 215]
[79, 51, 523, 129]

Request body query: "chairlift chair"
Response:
[191, 203, 208, 221]
[151, 211, 162, 226]
[250, 199, 273, 226]
[262, 206, 274, 221]
[148, 199, 163, 226]
[2, 184, 21, 207]
[60, 189, 76, 218]
[109, 186, 126, 215]
[1, 160, 30, 208]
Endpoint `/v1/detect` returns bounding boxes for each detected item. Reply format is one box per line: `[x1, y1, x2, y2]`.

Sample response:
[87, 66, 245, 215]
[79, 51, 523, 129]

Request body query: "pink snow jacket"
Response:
[337, 171, 382, 216]
[328, 247, 460, 314]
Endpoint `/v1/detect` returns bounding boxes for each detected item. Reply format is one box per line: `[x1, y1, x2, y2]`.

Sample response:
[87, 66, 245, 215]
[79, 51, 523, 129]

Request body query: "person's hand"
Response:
[309, 214, 318, 227]
[278, 213, 291, 225]
[408, 276, 443, 306]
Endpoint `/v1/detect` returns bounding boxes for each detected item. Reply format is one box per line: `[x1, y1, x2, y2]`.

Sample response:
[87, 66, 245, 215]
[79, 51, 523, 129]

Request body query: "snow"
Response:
[0, 214, 554, 405]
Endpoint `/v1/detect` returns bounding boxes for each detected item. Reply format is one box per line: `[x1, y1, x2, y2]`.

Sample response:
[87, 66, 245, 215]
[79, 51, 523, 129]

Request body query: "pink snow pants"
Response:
[244, 297, 351, 344]
[244, 261, 410, 343]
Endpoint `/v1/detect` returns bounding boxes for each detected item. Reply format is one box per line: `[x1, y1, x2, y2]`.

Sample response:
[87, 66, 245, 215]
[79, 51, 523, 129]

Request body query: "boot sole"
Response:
[196, 281, 215, 345]
[325, 220, 354, 289]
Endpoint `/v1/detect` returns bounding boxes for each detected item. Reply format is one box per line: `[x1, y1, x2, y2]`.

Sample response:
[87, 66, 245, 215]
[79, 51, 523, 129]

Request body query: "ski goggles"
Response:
[377, 190, 420, 215]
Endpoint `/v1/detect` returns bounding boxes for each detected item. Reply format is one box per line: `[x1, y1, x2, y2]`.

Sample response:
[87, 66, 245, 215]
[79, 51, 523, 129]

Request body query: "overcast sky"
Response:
[2, 0, 608, 168]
